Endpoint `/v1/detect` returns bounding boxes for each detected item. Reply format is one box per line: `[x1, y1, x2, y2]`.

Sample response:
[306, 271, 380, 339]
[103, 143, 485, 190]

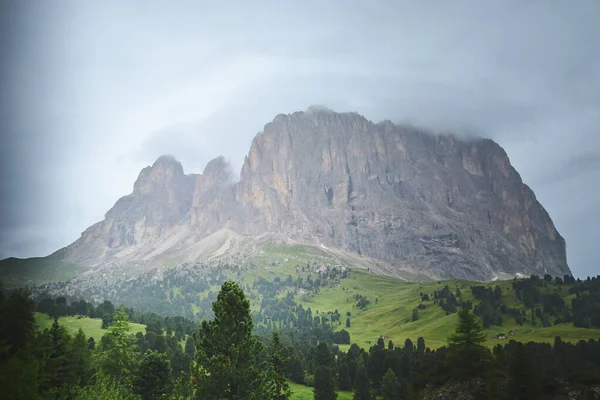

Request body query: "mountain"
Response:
[28, 109, 572, 281]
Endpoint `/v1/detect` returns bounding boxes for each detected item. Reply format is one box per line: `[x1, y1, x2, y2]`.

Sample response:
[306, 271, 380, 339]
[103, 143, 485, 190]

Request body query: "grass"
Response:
[288, 381, 353, 400]
[35, 312, 146, 341]
[0, 257, 86, 287]
[296, 269, 600, 349]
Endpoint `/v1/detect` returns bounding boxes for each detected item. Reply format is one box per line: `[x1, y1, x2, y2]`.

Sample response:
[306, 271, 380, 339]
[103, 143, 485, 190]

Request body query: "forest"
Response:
[2, 276, 600, 399]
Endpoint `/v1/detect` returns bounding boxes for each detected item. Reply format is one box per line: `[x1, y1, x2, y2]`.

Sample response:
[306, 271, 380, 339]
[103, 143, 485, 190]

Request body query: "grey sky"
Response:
[1, 1, 599, 277]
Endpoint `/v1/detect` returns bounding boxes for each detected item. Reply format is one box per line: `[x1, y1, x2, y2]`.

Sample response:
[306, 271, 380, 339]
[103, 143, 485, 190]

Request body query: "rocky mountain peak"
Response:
[202, 156, 232, 182]
[133, 155, 186, 195]
[53, 108, 570, 281]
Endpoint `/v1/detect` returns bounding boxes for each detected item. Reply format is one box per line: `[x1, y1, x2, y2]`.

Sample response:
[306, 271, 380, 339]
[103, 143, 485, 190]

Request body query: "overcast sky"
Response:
[1, 1, 599, 278]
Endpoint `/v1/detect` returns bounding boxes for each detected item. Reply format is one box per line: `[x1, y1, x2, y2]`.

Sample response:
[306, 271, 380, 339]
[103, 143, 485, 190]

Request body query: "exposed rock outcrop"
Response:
[53, 109, 570, 280]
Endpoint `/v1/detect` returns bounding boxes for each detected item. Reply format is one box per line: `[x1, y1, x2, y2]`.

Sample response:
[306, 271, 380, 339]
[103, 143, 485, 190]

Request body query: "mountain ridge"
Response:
[11, 108, 571, 282]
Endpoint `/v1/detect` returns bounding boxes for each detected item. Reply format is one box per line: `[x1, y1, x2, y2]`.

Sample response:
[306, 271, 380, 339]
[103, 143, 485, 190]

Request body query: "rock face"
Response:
[54, 108, 570, 280]
[57, 155, 196, 267]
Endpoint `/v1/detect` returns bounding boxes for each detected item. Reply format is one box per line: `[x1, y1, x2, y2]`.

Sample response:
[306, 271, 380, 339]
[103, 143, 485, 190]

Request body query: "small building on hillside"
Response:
[509, 329, 516, 336]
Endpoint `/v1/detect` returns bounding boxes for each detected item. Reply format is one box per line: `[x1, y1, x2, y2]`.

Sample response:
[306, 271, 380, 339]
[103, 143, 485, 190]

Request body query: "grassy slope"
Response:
[289, 381, 353, 400]
[34, 312, 146, 341]
[0, 257, 86, 287]
[297, 270, 600, 349]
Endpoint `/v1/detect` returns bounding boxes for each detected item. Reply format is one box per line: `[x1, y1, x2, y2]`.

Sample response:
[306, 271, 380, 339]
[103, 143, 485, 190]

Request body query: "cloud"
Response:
[1, 0, 599, 277]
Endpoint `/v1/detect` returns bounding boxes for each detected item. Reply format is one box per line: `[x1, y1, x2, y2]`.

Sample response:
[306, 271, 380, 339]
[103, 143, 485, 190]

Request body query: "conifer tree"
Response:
[268, 331, 291, 399]
[194, 281, 265, 399]
[447, 308, 490, 380]
[314, 342, 337, 400]
[353, 358, 371, 400]
[97, 306, 139, 383]
[381, 368, 400, 400]
[134, 350, 172, 400]
[72, 328, 92, 386]
[508, 343, 542, 400]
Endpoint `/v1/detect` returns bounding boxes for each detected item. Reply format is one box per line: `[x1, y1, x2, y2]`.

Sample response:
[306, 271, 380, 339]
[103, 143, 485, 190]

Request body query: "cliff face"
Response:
[58, 155, 196, 267]
[55, 109, 570, 280]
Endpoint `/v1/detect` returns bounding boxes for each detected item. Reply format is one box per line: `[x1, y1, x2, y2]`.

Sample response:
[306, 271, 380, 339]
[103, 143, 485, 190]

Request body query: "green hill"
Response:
[0, 257, 86, 287]
[296, 269, 600, 349]
[34, 312, 146, 341]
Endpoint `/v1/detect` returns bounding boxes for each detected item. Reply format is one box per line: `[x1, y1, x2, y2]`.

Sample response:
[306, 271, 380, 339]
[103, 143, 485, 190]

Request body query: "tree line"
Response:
[3, 278, 600, 399]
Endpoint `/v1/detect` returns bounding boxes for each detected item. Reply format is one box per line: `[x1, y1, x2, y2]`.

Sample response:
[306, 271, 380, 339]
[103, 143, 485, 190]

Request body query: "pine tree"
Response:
[338, 360, 351, 391]
[72, 328, 92, 386]
[194, 281, 265, 399]
[353, 358, 371, 400]
[314, 342, 337, 400]
[447, 308, 490, 380]
[314, 365, 337, 400]
[134, 350, 172, 400]
[398, 377, 415, 400]
[269, 331, 291, 400]
[184, 335, 195, 359]
[381, 368, 400, 400]
[40, 319, 78, 390]
[416, 337, 426, 355]
[508, 343, 542, 400]
[411, 308, 419, 321]
[346, 317, 351, 328]
[97, 306, 140, 383]
[285, 356, 304, 384]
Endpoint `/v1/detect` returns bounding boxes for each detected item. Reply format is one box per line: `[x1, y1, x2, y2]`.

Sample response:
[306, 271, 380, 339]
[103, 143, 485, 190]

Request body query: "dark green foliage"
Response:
[268, 331, 291, 400]
[353, 358, 371, 400]
[73, 374, 140, 399]
[73, 328, 92, 386]
[39, 318, 78, 391]
[411, 308, 419, 321]
[184, 335, 195, 359]
[333, 329, 351, 344]
[338, 360, 351, 391]
[447, 308, 490, 381]
[381, 368, 400, 400]
[507, 343, 542, 400]
[0, 288, 36, 358]
[194, 280, 266, 399]
[2, 273, 600, 399]
[134, 350, 172, 400]
[286, 356, 305, 384]
[314, 342, 337, 400]
[96, 307, 140, 383]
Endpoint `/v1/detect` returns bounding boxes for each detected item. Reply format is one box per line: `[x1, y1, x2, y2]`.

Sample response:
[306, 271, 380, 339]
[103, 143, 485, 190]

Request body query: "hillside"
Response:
[24, 269, 600, 399]
[0, 257, 86, 287]
[32, 259, 600, 349]
[34, 312, 146, 341]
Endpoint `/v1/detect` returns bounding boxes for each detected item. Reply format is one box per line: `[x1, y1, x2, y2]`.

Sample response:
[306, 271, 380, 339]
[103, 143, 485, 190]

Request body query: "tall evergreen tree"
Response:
[353, 358, 371, 400]
[314, 342, 337, 400]
[508, 343, 542, 400]
[96, 306, 140, 384]
[338, 360, 351, 391]
[447, 308, 490, 380]
[268, 331, 291, 400]
[381, 368, 400, 400]
[72, 328, 92, 386]
[184, 335, 195, 359]
[285, 356, 305, 384]
[194, 281, 265, 399]
[40, 319, 77, 391]
[134, 350, 172, 400]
